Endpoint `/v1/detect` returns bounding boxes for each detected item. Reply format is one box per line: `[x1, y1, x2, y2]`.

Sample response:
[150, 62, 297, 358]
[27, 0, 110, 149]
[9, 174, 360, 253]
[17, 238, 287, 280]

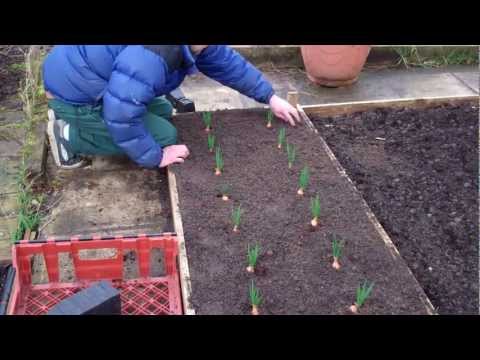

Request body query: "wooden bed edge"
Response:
[301, 95, 478, 118]
[166, 167, 196, 315]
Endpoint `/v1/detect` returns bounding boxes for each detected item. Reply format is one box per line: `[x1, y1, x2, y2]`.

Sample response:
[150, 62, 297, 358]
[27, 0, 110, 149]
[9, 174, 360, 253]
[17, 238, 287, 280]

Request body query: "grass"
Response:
[8, 62, 26, 73]
[207, 133, 215, 152]
[11, 160, 43, 241]
[249, 280, 262, 307]
[394, 46, 478, 68]
[12, 206, 41, 241]
[202, 111, 212, 131]
[297, 166, 310, 195]
[10, 46, 48, 241]
[247, 243, 260, 272]
[231, 204, 243, 232]
[441, 48, 479, 66]
[277, 128, 286, 149]
[355, 281, 374, 308]
[286, 143, 296, 169]
[215, 146, 224, 174]
[394, 47, 428, 68]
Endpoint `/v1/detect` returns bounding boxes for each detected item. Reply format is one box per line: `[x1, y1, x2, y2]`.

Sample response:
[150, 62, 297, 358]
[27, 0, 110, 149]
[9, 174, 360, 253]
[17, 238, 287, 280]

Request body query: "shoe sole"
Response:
[46, 113, 85, 170]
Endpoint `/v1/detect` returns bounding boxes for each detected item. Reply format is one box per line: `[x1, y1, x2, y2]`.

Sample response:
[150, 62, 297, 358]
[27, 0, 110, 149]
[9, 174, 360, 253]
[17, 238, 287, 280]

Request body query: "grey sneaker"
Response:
[46, 109, 86, 169]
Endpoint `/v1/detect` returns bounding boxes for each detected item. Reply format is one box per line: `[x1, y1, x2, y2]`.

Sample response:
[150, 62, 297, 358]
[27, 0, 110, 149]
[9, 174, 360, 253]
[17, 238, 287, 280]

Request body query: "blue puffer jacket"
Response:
[43, 45, 275, 168]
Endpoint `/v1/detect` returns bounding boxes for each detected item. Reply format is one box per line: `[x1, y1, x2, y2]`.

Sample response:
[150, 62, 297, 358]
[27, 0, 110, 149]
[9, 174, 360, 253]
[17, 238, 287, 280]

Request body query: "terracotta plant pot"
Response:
[300, 45, 371, 87]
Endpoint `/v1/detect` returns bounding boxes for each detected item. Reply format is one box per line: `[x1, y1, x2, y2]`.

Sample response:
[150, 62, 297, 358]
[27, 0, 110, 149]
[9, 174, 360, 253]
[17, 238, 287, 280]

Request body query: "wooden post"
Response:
[287, 91, 299, 107]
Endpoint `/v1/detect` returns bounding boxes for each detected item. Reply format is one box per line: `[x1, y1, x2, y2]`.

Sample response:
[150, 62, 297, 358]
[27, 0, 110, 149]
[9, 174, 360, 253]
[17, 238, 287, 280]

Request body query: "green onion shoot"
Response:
[350, 281, 374, 314]
[266, 109, 273, 129]
[207, 133, 215, 153]
[232, 204, 243, 233]
[297, 166, 310, 196]
[218, 183, 232, 201]
[310, 194, 321, 227]
[249, 280, 262, 315]
[246, 243, 260, 273]
[277, 128, 286, 150]
[215, 146, 224, 176]
[202, 111, 212, 132]
[286, 143, 296, 169]
[331, 234, 343, 270]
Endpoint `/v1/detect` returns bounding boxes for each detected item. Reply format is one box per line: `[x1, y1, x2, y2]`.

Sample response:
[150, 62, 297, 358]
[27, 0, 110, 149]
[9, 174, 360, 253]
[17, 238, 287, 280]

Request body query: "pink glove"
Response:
[269, 94, 301, 126]
[159, 144, 190, 168]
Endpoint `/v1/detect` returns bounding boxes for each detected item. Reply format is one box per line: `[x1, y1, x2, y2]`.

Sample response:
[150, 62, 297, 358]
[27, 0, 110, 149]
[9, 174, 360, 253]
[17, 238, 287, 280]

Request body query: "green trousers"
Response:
[47, 97, 177, 156]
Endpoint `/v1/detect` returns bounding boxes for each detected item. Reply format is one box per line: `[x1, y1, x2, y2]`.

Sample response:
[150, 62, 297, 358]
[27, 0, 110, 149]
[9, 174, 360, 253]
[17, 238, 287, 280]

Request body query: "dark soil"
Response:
[171, 109, 432, 315]
[311, 103, 479, 315]
[0, 46, 27, 102]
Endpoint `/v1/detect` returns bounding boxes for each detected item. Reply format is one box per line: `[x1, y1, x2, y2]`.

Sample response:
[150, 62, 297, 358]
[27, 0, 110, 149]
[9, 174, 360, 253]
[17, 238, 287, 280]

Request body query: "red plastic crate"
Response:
[7, 234, 183, 315]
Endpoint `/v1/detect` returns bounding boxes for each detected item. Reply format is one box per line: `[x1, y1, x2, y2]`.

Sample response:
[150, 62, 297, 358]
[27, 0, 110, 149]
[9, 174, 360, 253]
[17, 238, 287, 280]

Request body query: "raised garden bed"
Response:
[311, 102, 479, 315]
[170, 109, 433, 315]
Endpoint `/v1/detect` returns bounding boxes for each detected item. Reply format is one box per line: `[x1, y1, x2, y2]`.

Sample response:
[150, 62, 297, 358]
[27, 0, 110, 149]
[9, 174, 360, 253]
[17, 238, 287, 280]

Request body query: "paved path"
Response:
[180, 65, 478, 111]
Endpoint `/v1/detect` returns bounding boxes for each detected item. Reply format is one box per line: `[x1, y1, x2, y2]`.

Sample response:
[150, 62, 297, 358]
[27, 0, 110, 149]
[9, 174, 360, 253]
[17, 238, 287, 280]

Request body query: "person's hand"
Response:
[269, 94, 301, 126]
[159, 144, 190, 168]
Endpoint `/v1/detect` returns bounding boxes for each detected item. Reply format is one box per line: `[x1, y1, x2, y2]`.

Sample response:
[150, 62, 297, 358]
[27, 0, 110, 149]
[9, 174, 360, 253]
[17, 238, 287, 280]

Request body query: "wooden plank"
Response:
[166, 167, 196, 315]
[297, 104, 318, 134]
[302, 95, 479, 118]
[299, 105, 437, 315]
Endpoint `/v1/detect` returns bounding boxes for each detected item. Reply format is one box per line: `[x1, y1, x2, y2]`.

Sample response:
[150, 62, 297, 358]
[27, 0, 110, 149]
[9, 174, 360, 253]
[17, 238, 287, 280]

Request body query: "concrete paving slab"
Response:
[0, 111, 24, 157]
[0, 193, 17, 218]
[450, 71, 479, 93]
[0, 217, 16, 259]
[38, 167, 173, 239]
[180, 66, 479, 112]
[0, 108, 24, 125]
[180, 73, 257, 111]
[0, 140, 22, 158]
[0, 217, 16, 240]
[90, 155, 136, 171]
[0, 158, 19, 195]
